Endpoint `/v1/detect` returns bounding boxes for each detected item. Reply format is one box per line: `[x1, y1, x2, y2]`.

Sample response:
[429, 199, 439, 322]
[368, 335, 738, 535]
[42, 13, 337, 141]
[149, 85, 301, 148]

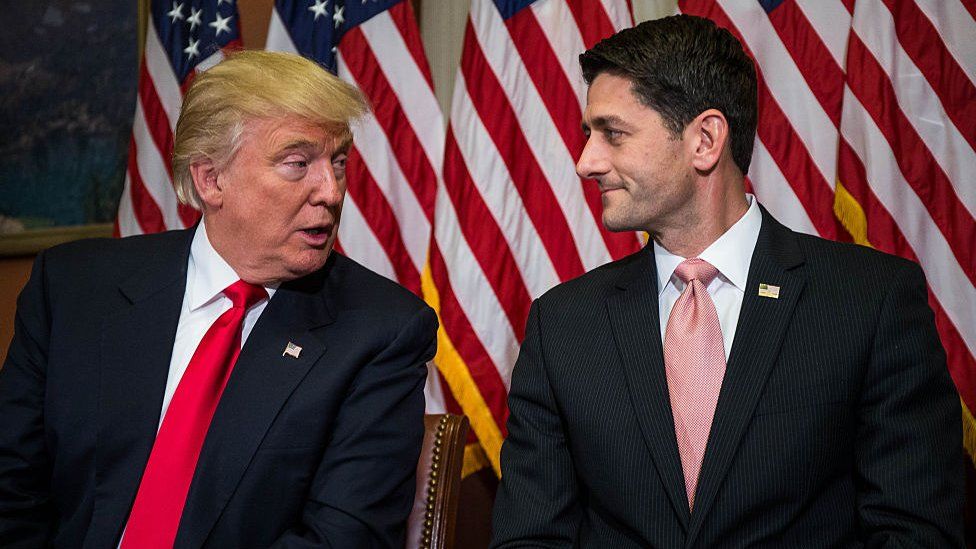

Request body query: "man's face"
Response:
[208, 116, 348, 285]
[577, 73, 695, 235]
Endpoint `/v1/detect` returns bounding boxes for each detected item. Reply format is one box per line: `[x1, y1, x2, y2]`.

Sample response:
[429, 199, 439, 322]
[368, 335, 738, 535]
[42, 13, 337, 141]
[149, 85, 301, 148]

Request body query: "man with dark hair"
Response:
[491, 15, 962, 548]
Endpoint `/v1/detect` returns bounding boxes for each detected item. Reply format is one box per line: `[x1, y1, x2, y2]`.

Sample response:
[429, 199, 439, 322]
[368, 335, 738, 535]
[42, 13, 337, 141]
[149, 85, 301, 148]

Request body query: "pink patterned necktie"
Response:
[663, 258, 726, 510]
[121, 280, 267, 548]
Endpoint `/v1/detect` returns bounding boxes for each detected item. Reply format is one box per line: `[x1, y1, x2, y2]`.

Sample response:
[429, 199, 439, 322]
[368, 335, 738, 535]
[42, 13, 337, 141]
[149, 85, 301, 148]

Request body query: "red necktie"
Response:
[121, 280, 267, 548]
[663, 259, 726, 510]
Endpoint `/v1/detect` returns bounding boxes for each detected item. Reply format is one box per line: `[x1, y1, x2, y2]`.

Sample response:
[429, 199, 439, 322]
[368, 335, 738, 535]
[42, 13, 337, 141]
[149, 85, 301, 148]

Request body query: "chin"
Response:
[280, 250, 331, 282]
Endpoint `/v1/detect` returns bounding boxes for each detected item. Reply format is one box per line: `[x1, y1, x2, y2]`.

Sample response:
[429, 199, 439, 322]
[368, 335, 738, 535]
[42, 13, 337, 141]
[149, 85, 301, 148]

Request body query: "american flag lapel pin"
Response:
[758, 283, 781, 299]
[283, 341, 303, 359]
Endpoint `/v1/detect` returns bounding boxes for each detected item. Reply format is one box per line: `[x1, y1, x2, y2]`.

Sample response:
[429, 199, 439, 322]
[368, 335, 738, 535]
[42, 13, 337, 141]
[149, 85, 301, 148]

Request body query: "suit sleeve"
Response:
[0, 251, 54, 547]
[270, 304, 436, 549]
[491, 300, 582, 548]
[855, 260, 965, 547]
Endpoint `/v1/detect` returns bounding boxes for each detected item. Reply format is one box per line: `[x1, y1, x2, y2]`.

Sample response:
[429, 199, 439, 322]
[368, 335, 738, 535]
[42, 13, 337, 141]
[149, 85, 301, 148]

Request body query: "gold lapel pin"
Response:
[758, 283, 781, 299]
[283, 341, 303, 358]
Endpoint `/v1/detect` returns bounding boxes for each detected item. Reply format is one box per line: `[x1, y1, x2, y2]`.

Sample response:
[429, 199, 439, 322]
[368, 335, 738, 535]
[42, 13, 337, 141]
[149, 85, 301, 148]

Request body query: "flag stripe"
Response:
[461, 21, 586, 282]
[912, 0, 976, 93]
[451, 77, 561, 300]
[387, 1, 436, 89]
[335, 192, 398, 282]
[344, 148, 422, 294]
[794, 0, 851, 67]
[143, 21, 183, 132]
[860, 0, 976, 219]
[429, 242, 512, 431]
[443, 125, 534, 339]
[354, 12, 444, 195]
[565, 0, 618, 48]
[131, 100, 185, 230]
[765, 0, 844, 127]
[845, 33, 976, 287]
[125, 137, 167, 235]
[338, 32, 437, 221]
[749, 140, 818, 236]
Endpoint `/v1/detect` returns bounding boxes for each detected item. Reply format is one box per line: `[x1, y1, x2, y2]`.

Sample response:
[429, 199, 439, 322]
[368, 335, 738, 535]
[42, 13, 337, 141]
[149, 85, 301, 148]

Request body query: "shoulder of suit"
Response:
[789, 230, 922, 280]
[325, 252, 432, 316]
[39, 229, 191, 281]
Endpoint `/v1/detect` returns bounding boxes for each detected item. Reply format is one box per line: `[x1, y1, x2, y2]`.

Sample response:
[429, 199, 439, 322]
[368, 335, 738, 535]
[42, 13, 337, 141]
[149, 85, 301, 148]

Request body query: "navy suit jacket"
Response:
[492, 208, 964, 548]
[0, 228, 437, 548]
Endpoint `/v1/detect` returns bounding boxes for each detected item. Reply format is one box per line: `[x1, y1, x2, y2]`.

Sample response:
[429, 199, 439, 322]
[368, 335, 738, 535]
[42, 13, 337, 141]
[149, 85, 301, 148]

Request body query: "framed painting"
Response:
[0, 1, 139, 256]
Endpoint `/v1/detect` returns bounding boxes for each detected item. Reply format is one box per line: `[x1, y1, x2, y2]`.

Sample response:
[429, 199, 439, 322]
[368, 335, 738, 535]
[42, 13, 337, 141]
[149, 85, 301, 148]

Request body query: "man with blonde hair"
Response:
[0, 50, 437, 548]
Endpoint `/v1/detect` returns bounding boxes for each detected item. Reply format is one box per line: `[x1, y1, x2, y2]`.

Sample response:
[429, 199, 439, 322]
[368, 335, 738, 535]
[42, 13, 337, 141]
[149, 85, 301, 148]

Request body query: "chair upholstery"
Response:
[406, 414, 470, 549]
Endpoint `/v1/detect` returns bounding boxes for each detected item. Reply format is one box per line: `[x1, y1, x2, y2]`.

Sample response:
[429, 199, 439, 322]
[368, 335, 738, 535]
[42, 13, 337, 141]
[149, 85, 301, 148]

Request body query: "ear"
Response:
[687, 109, 729, 173]
[189, 158, 223, 210]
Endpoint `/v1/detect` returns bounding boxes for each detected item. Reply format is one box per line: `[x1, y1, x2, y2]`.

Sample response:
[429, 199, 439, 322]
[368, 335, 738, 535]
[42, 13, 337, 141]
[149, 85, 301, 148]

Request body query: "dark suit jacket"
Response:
[0, 228, 437, 548]
[492, 208, 964, 548]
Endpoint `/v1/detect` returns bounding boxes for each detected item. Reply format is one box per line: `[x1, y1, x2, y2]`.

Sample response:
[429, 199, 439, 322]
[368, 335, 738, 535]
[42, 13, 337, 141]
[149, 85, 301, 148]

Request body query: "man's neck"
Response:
[653, 182, 750, 258]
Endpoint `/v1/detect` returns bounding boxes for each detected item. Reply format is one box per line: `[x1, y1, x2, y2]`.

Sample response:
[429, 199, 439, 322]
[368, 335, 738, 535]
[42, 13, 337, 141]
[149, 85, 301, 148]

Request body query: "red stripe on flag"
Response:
[339, 28, 437, 220]
[461, 23, 586, 282]
[880, 0, 976, 153]
[429, 242, 512, 433]
[443, 128, 533, 340]
[126, 136, 167, 235]
[388, 1, 436, 89]
[344, 147, 422, 295]
[765, 0, 844, 127]
[565, 0, 617, 48]
[846, 33, 976, 286]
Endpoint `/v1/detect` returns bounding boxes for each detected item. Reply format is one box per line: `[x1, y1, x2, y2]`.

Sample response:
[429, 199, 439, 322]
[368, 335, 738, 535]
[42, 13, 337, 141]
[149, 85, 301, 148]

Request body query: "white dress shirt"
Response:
[158, 223, 276, 426]
[655, 195, 762, 359]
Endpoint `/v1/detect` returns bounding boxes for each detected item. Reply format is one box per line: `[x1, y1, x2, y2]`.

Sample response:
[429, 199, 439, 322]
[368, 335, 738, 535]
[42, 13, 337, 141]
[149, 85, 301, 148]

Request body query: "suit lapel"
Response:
[175, 268, 336, 548]
[686, 210, 806, 544]
[87, 230, 193, 548]
[606, 247, 692, 529]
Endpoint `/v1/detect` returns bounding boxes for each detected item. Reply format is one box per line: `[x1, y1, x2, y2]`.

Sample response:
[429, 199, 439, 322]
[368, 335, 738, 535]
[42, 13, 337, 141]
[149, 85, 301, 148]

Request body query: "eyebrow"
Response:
[581, 114, 626, 132]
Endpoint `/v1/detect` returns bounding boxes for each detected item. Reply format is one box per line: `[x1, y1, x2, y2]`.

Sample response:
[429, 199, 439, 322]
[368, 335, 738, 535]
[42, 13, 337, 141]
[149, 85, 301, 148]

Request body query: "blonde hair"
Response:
[172, 50, 369, 209]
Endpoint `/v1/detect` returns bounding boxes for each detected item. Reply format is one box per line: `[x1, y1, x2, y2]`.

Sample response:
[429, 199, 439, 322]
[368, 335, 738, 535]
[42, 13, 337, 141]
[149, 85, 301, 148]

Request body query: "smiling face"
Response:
[195, 115, 350, 285]
[577, 73, 697, 237]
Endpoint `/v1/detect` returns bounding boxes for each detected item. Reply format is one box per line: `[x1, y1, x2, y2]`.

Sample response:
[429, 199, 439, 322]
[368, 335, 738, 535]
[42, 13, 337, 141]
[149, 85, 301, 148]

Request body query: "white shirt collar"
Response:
[654, 194, 762, 294]
[187, 222, 276, 311]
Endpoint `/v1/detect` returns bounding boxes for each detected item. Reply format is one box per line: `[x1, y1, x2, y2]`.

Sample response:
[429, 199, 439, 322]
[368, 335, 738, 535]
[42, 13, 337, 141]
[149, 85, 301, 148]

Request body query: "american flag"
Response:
[678, 0, 976, 464]
[425, 0, 642, 474]
[117, 0, 241, 236]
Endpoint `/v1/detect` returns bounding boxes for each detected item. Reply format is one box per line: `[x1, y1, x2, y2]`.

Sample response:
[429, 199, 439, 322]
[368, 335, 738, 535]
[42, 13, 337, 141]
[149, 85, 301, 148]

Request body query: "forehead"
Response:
[583, 73, 656, 123]
[243, 116, 347, 152]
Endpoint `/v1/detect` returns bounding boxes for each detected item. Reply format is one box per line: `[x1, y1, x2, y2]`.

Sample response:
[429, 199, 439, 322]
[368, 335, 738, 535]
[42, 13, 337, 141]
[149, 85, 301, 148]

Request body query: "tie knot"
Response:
[222, 280, 267, 309]
[673, 258, 719, 286]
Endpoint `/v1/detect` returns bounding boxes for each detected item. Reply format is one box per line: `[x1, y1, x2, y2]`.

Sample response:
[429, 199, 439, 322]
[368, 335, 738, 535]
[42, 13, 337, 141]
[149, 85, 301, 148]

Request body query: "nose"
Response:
[309, 160, 345, 207]
[576, 135, 609, 180]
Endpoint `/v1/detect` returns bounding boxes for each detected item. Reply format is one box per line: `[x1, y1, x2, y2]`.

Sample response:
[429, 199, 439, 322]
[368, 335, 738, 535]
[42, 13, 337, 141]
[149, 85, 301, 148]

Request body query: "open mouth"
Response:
[299, 225, 332, 246]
